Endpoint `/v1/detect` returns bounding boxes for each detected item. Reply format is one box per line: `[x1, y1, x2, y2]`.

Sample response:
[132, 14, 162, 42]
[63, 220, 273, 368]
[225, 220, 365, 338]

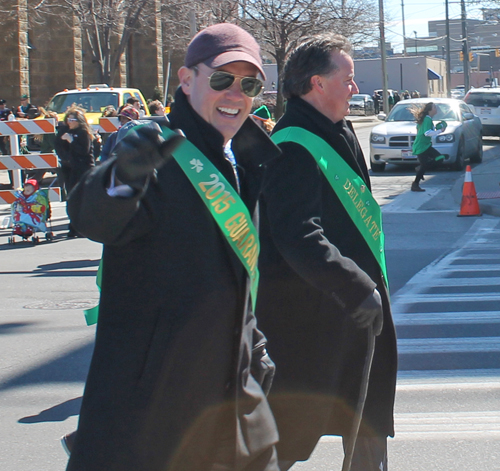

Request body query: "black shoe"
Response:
[411, 182, 425, 192]
[61, 431, 76, 456]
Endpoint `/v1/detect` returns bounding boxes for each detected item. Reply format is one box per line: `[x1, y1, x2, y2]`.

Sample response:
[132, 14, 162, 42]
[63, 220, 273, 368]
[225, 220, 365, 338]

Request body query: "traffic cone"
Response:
[458, 165, 481, 217]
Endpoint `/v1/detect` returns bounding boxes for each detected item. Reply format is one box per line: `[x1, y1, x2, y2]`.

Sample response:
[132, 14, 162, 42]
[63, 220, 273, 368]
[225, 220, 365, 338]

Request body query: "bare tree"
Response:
[32, 0, 156, 84]
[237, 0, 378, 118]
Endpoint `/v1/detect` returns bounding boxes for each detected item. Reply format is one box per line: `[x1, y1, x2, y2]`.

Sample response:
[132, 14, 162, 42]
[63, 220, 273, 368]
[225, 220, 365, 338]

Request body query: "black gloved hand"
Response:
[251, 344, 276, 396]
[114, 122, 185, 188]
[350, 289, 384, 336]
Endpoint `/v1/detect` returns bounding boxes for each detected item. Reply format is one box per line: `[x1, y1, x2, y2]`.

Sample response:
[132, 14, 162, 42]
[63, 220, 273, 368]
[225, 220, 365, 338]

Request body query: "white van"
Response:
[464, 87, 500, 136]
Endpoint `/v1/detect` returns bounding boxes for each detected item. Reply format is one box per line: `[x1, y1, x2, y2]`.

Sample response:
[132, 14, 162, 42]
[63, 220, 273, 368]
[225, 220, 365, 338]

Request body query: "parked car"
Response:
[349, 94, 375, 116]
[370, 98, 483, 172]
[451, 88, 465, 100]
[464, 87, 500, 137]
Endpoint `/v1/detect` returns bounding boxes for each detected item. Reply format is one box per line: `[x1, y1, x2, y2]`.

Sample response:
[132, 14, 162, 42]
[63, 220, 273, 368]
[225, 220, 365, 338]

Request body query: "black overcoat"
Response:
[65, 89, 280, 471]
[256, 97, 398, 461]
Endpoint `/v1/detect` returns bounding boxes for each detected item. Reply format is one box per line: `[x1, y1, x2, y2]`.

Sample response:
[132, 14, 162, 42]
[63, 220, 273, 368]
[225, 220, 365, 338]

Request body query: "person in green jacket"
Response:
[410, 102, 445, 192]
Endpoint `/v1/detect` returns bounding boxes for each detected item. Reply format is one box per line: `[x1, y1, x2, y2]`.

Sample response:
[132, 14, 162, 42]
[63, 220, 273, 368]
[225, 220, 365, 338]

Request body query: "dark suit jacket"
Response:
[257, 97, 398, 461]
[66, 89, 280, 471]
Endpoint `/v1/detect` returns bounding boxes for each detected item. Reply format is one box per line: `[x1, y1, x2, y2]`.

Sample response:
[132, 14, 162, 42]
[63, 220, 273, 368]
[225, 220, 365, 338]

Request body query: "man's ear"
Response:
[310, 75, 324, 93]
[178, 67, 193, 96]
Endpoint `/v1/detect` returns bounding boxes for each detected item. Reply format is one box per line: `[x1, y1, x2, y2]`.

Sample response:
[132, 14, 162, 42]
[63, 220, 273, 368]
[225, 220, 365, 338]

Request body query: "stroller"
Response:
[7, 179, 54, 245]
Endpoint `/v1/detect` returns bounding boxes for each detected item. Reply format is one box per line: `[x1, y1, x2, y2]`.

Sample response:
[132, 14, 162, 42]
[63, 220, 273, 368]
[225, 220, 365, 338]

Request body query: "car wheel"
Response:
[470, 134, 483, 163]
[371, 162, 386, 173]
[453, 140, 465, 171]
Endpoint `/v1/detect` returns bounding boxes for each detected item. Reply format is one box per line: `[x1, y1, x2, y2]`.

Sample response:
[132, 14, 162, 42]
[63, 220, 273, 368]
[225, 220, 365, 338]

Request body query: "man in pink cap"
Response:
[65, 23, 280, 471]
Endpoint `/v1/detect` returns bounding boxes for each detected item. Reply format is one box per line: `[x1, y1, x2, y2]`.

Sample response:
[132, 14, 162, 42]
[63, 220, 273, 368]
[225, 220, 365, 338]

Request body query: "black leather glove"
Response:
[114, 121, 185, 188]
[251, 344, 276, 396]
[350, 289, 384, 336]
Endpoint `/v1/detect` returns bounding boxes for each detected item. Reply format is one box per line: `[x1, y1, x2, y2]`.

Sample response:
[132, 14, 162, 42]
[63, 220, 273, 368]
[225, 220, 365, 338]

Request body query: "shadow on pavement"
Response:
[18, 396, 82, 424]
[0, 258, 100, 276]
[0, 341, 94, 392]
[0, 322, 39, 334]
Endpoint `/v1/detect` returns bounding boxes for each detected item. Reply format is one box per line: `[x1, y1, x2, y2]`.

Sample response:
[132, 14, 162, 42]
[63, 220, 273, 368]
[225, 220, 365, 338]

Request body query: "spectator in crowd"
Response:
[148, 100, 166, 116]
[101, 105, 118, 118]
[126, 96, 146, 118]
[63, 23, 280, 471]
[256, 33, 397, 471]
[27, 107, 59, 183]
[372, 92, 380, 114]
[15, 94, 40, 119]
[54, 105, 96, 236]
[99, 105, 139, 162]
[251, 105, 275, 134]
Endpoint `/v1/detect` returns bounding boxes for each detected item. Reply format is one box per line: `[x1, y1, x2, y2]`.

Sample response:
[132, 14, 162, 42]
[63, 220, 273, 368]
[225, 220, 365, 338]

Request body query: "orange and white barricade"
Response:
[95, 117, 120, 134]
[0, 118, 61, 203]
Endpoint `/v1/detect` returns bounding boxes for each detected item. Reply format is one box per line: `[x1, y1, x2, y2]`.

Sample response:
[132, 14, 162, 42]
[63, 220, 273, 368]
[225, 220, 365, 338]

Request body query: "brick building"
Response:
[0, 0, 182, 108]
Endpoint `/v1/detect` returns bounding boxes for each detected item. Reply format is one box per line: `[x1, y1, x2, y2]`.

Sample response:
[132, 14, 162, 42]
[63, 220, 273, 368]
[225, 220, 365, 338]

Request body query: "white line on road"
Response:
[393, 311, 500, 325]
[398, 337, 500, 354]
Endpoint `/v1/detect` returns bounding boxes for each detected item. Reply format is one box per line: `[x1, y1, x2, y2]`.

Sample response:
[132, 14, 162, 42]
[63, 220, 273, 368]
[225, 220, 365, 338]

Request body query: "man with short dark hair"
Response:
[15, 94, 39, 119]
[256, 33, 397, 471]
[65, 23, 280, 471]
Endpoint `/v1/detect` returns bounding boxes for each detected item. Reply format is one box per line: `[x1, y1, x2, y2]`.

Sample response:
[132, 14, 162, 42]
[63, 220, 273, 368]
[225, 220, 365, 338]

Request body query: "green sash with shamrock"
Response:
[84, 126, 260, 326]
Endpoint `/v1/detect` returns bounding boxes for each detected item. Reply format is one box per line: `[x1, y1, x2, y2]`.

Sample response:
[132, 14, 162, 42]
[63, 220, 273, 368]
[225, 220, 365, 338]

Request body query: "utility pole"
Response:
[189, 9, 197, 37]
[379, 0, 389, 114]
[401, 0, 407, 56]
[445, 0, 452, 96]
[461, 0, 470, 91]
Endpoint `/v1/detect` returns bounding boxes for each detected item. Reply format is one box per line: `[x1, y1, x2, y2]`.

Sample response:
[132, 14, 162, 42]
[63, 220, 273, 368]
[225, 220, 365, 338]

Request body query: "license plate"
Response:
[401, 150, 416, 159]
[480, 108, 491, 114]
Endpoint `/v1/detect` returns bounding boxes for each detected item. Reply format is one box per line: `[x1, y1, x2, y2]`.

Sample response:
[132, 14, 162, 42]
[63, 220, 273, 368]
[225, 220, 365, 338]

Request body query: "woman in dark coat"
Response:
[54, 105, 95, 236]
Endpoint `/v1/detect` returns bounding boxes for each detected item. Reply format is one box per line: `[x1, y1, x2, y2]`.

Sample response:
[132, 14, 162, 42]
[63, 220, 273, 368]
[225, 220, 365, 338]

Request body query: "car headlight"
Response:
[436, 133, 455, 143]
[371, 133, 386, 144]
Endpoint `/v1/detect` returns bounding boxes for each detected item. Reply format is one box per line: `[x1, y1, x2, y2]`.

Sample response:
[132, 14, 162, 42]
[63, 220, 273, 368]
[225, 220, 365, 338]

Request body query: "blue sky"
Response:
[384, 0, 485, 52]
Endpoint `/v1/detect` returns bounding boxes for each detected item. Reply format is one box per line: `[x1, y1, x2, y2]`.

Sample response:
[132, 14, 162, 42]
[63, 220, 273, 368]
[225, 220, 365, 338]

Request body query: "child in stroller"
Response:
[9, 179, 53, 244]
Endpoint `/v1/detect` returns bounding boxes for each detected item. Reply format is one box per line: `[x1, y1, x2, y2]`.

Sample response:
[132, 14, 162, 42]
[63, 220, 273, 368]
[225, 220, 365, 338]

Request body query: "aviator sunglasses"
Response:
[206, 70, 264, 98]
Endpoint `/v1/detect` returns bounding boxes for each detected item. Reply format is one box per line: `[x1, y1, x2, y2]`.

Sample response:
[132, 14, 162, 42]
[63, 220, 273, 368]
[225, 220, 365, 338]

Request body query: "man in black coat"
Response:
[65, 24, 280, 471]
[256, 34, 398, 470]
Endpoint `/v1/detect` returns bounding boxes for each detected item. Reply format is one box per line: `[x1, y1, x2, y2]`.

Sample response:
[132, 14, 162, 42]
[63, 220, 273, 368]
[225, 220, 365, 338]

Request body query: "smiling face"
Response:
[178, 61, 258, 144]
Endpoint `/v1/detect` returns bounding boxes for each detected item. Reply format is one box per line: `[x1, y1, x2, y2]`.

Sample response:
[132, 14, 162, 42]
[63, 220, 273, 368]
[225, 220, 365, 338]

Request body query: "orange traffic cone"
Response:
[458, 165, 481, 217]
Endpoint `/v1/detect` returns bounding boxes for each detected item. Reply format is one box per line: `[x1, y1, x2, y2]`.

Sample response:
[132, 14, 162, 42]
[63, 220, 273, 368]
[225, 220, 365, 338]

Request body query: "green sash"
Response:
[84, 126, 260, 326]
[164, 127, 260, 310]
[272, 127, 388, 287]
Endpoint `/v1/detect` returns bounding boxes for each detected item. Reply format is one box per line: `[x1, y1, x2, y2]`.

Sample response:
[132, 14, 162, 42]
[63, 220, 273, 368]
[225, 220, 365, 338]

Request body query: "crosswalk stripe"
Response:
[393, 311, 500, 325]
[398, 337, 500, 354]
[395, 293, 500, 301]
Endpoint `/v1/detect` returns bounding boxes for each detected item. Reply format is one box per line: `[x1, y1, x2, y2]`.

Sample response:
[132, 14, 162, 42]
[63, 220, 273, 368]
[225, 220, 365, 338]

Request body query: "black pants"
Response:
[415, 146, 441, 183]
